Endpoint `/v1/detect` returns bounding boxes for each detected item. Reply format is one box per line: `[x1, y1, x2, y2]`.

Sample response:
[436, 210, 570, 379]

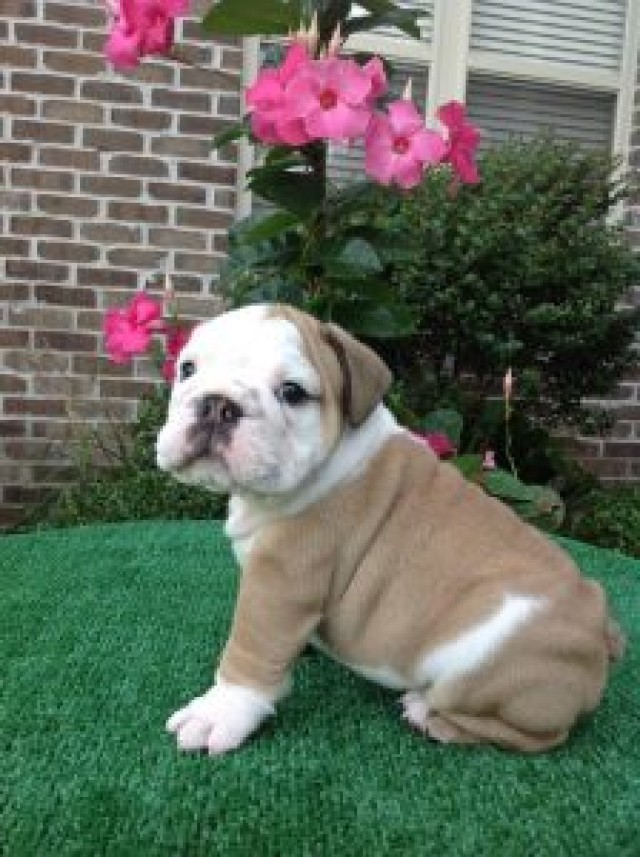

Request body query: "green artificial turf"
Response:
[1, 521, 639, 856]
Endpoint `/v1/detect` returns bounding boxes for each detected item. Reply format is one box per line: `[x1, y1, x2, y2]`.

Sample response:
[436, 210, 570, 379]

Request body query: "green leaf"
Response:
[202, 0, 304, 35]
[248, 167, 324, 219]
[241, 210, 301, 243]
[420, 409, 464, 446]
[484, 469, 538, 503]
[452, 454, 483, 480]
[335, 238, 383, 275]
[338, 303, 416, 338]
[212, 118, 251, 151]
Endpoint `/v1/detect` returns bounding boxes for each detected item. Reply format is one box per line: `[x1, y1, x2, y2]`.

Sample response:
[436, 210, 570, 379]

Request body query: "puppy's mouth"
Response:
[156, 420, 229, 476]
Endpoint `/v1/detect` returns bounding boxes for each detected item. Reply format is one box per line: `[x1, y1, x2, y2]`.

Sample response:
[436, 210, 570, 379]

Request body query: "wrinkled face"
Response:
[155, 305, 340, 496]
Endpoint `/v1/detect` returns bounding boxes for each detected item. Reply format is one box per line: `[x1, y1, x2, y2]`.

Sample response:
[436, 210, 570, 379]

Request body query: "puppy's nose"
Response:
[196, 394, 243, 427]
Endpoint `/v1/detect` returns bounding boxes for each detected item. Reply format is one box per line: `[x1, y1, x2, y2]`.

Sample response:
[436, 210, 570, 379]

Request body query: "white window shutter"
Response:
[470, 0, 628, 72]
[466, 75, 616, 150]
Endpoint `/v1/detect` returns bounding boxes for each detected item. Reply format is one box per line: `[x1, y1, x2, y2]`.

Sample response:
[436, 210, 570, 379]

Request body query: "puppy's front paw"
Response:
[166, 681, 274, 755]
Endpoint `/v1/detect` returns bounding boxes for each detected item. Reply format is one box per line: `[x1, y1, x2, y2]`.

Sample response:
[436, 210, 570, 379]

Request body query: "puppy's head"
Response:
[155, 304, 392, 496]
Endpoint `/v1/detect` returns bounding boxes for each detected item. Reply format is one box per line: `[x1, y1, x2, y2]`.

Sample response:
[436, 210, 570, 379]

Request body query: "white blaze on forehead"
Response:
[179, 305, 320, 396]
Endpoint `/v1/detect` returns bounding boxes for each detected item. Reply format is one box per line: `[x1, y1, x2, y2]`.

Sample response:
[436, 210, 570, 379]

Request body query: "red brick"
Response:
[5, 397, 68, 417]
[12, 72, 75, 96]
[0, 282, 31, 302]
[81, 80, 143, 104]
[34, 284, 96, 309]
[11, 168, 75, 192]
[179, 67, 239, 91]
[175, 252, 221, 274]
[79, 175, 142, 198]
[6, 259, 69, 281]
[176, 207, 232, 229]
[106, 247, 167, 268]
[0, 94, 37, 116]
[38, 241, 100, 264]
[111, 107, 172, 131]
[13, 119, 75, 144]
[178, 113, 232, 136]
[151, 88, 211, 111]
[9, 305, 74, 329]
[100, 378, 157, 398]
[0, 1, 36, 17]
[77, 267, 138, 289]
[0, 420, 27, 438]
[148, 227, 207, 250]
[0, 330, 30, 348]
[76, 309, 105, 332]
[0, 374, 27, 394]
[4, 486, 56, 505]
[3, 348, 69, 373]
[14, 23, 78, 48]
[108, 154, 169, 178]
[0, 237, 30, 256]
[0, 142, 32, 163]
[0, 506, 28, 531]
[80, 222, 141, 243]
[150, 136, 211, 158]
[83, 127, 144, 153]
[39, 147, 101, 170]
[34, 331, 97, 352]
[44, 2, 104, 26]
[38, 194, 98, 217]
[43, 51, 104, 76]
[178, 162, 236, 185]
[11, 215, 73, 238]
[149, 182, 207, 204]
[107, 200, 169, 223]
[42, 99, 104, 123]
[33, 375, 97, 397]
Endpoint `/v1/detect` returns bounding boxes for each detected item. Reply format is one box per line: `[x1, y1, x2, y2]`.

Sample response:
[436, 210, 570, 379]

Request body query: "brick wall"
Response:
[1, 0, 242, 528]
[1, 3, 639, 531]
[576, 55, 640, 483]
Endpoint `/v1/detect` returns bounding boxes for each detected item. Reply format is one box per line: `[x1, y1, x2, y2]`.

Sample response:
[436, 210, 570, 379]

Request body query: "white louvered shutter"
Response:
[470, 0, 628, 72]
[466, 75, 615, 150]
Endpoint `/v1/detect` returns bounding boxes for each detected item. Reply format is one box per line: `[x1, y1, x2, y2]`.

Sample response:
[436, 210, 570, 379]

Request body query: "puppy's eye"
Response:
[278, 381, 310, 406]
[179, 360, 196, 382]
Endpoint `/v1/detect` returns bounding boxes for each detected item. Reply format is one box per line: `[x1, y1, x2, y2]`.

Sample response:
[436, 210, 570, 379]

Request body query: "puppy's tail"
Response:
[605, 617, 626, 662]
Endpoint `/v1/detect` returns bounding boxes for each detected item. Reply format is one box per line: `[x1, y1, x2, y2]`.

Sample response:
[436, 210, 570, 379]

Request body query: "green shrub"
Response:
[19, 388, 226, 531]
[564, 485, 640, 558]
[391, 138, 640, 432]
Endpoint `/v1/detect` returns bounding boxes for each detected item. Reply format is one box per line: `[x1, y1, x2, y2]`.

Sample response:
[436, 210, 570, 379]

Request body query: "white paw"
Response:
[401, 690, 429, 732]
[166, 680, 274, 755]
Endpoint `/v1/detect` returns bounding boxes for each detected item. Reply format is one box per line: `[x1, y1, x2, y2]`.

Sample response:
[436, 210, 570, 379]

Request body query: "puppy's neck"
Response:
[225, 404, 401, 557]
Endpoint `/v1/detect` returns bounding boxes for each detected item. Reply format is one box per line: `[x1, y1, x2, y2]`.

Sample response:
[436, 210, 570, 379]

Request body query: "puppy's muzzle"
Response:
[178, 393, 244, 465]
[196, 393, 244, 429]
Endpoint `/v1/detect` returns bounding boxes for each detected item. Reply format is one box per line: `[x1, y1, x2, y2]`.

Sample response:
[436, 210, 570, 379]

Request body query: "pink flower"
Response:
[437, 101, 481, 185]
[411, 431, 456, 459]
[365, 100, 447, 189]
[245, 42, 312, 146]
[482, 449, 497, 470]
[104, 0, 189, 69]
[362, 56, 387, 102]
[104, 293, 163, 364]
[161, 326, 192, 382]
[286, 54, 374, 142]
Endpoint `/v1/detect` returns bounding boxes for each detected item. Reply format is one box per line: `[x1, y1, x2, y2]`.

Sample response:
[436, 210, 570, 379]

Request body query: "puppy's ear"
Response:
[323, 323, 393, 427]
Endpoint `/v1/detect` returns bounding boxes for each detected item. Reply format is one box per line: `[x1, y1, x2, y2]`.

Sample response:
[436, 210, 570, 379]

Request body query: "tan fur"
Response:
[217, 311, 621, 753]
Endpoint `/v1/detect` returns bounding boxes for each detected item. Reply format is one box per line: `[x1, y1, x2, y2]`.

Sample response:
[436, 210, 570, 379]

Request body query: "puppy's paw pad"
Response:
[401, 690, 429, 732]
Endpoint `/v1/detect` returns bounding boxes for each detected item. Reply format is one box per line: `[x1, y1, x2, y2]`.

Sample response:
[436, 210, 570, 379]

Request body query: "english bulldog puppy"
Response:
[156, 303, 623, 755]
